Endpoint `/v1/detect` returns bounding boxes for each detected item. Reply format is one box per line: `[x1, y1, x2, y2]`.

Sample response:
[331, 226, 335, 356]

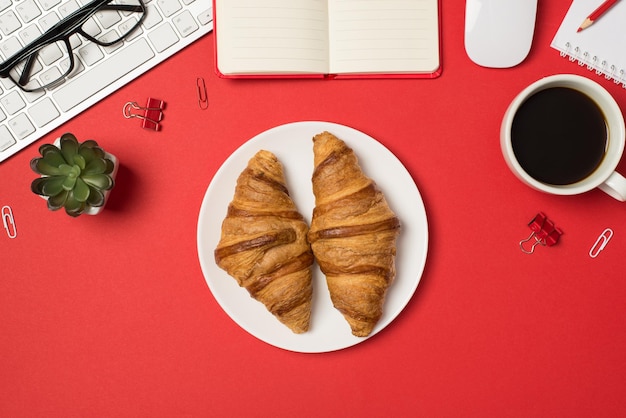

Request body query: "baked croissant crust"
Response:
[308, 132, 400, 337]
[214, 150, 314, 334]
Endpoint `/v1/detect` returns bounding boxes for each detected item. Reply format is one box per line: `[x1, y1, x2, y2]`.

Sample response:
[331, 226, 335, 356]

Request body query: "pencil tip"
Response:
[578, 18, 593, 32]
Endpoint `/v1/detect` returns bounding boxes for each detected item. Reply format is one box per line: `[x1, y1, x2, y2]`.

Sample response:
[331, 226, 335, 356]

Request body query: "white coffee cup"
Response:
[501, 74, 626, 201]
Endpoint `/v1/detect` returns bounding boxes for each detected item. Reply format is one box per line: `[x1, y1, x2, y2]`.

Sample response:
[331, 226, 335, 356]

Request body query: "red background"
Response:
[2, 2, 626, 416]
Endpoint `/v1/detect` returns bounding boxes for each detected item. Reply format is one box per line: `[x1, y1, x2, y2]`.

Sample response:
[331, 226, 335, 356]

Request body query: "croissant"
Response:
[308, 132, 400, 337]
[214, 150, 314, 334]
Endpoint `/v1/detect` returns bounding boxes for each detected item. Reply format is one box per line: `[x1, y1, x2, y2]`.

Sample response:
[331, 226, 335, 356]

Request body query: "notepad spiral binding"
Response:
[559, 41, 626, 88]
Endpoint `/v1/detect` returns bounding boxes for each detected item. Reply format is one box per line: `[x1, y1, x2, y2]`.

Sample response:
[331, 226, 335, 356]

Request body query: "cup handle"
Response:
[599, 171, 626, 201]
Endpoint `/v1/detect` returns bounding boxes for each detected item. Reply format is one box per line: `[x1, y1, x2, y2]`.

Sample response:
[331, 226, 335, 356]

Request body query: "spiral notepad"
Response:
[551, 0, 626, 87]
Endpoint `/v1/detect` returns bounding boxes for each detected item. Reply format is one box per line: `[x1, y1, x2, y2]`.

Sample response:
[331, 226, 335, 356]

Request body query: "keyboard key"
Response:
[78, 42, 105, 66]
[157, 0, 181, 18]
[0, 0, 11, 13]
[143, 5, 162, 29]
[0, 125, 16, 151]
[23, 84, 45, 103]
[28, 97, 60, 127]
[81, 17, 101, 38]
[0, 10, 22, 36]
[39, 41, 64, 65]
[118, 16, 142, 41]
[173, 10, 198, 38]
[16, 0, 41, 23]
[147, 22, 178, 52]
[1, 90, 26, 114]
[52, 38, 155, 112]
[117, 0, 142, 16]
[99, 30, 124, 53]
[38, 11, 60, 31]
[0, 107, 6, 122]
[10, 57, 43, 81]
[19, 23, 42, 45]
[59, 57, 84, 78]
[38, 0, 62, 11]
[0, 77, 16, 91]
[8, 113, 35, 139]
[95, 9, 121, 29]
[0, 36, 23, 59]
[40, 66, 63, 86]
[58, 0, 79, 18]
[197, 8, 212, 26]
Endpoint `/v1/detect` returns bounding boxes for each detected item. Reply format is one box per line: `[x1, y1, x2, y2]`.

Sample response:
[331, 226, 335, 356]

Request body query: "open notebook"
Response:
[551, 0, 626, 87]
[213, 0, 441, 78]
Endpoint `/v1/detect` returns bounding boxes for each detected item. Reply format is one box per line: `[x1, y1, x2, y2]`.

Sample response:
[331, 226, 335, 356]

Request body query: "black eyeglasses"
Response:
[0, 0, 146, 92]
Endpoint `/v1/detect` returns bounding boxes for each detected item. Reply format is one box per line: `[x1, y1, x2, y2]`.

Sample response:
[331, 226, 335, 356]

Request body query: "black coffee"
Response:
[511, 87, 607, 185]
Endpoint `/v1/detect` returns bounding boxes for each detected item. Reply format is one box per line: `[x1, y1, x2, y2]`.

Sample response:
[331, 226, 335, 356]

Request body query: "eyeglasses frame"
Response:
[0, 0, 146, 91]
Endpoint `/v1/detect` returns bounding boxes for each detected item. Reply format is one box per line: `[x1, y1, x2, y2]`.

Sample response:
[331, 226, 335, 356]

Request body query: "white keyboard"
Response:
[0, 0, 213, 163]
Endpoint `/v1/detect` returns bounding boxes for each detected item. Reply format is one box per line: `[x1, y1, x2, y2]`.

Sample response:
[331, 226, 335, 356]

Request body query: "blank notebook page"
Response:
[328, 0, 440, 74]
[215, 0, 330, 75]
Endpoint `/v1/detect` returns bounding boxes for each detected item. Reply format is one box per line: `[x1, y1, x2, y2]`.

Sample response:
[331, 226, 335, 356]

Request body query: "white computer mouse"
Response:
[464, 0, 538, 68]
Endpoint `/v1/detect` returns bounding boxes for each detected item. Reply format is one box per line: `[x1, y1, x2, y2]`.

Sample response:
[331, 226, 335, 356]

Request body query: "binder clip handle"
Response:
[519, 212, 563, 254]
[519, 230, 546, 254]
[123, 98, 165, 131]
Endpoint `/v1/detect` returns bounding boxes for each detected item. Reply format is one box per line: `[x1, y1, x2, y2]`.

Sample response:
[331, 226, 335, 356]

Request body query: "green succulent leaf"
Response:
[59, 163, 75, 175]
[31, 177, 47, 195]
[62, 170, 78, 190]
[64, 190, 86, 217]
[60, 134, 79, 164]
[66, 209, 83, 217]
[82, 173, 113, 190]
[47, 189, 68, 210]
[73, 177, 90, 202]
[104, 158, 115, 175]
[84, 157, 107, 175]
[72, 138, 107, 161]
[81, 141, 106, 160]
[73, 154, 86, 170]
[93, 147, 105, 159]
[80, 139, 99, 149]
[39, 144, 66, 166]
[31, 158, 63, 176]
[31, 175, 65, 196]
[78, 145, 97, 164]
[86, 186, 105, 207]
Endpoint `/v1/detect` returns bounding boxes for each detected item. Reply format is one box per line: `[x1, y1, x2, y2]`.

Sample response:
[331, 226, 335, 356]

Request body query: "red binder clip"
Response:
[123, 98, 165, 131]
[519, 212, 563, 254]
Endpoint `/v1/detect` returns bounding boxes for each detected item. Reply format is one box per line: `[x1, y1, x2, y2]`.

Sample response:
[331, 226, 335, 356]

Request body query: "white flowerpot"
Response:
[85, 152, 118, 215]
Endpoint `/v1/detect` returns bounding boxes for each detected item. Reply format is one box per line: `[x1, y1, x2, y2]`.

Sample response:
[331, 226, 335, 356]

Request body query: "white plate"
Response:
[197, 121, 428, 353]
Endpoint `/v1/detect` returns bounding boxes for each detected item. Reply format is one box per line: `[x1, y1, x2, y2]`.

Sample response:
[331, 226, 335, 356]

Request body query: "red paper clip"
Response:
[123, 98, 165, 131]
[519, 212, 563, 254]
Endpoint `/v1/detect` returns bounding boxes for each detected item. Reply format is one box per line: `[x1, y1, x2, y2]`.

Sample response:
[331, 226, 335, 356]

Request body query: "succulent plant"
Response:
[30, 133, 115, 217]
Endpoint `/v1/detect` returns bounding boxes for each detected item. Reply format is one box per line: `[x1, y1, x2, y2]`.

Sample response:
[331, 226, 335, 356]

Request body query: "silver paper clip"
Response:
[196, 77, 208, 110]
[2, 205, 17, 239]
[589, 228, 613, 258]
